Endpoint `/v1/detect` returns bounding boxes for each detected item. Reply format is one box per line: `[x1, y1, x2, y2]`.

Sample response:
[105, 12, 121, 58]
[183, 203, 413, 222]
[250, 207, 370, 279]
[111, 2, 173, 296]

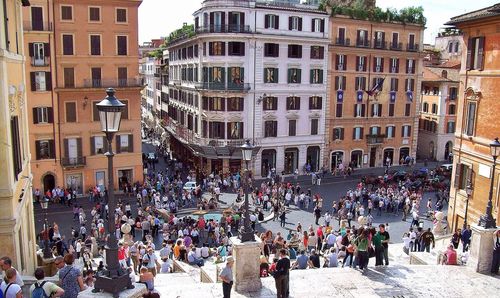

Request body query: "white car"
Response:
[440, 164, 453, 171]
[183, 181, 198, 192]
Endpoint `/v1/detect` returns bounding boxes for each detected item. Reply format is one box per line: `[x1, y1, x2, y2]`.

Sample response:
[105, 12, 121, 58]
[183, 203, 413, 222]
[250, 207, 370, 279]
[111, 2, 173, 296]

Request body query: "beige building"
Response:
[0, 0, 37, 274]
[327, 15, 424, 170]
[23, 0, 143, 195]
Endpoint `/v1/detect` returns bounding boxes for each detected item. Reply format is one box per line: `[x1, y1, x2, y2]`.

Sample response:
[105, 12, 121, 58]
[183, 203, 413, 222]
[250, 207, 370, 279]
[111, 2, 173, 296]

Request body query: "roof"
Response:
[439, 60, 461, 69]
[446, 3, 500, 25]
[422, 66, 460, 83]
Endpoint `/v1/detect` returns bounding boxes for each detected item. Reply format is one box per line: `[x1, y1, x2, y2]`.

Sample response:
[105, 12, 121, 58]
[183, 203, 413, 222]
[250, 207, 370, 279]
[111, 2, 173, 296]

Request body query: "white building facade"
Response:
[167, 0, 328, 177]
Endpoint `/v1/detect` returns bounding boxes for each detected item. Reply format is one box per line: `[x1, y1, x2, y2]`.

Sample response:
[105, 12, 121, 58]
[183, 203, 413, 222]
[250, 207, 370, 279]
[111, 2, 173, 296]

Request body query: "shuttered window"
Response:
[117, 35, 127, 55]
[65, 102, 76, 123]
[62, 34, 73, 55]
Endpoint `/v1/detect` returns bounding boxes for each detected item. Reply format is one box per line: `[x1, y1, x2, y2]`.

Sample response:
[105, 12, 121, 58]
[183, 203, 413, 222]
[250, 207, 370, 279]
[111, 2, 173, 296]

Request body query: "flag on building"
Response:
[406, 90, 414, 102]
[337, 90, 344, 102]
[390, 91, 396, 103]
[357, 90, 364, 102]
[365, 77, 385, 99]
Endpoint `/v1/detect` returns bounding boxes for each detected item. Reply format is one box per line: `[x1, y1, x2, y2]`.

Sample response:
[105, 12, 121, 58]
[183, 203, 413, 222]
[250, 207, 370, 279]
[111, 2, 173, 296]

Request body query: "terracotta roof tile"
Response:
[446, 3, 500, 25]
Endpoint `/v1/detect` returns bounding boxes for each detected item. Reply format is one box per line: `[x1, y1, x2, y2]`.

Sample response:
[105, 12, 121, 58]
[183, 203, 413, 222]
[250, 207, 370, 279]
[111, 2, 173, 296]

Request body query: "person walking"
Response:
[279, 210, 286, 228]
[274, 249, 290, 298]
[219, 256, 234, 298]
[491, 229, 500, 275]
[30, 267, 65, 297]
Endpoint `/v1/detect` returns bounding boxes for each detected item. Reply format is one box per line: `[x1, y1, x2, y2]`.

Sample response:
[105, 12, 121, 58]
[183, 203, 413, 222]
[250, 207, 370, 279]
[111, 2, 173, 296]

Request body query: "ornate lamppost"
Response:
[479, 137, 500, 229]
[39, 198, 52, 259]
[239, 139, 255, 242]
[93, 88, 134, 296]
[464, 183, 473, 229]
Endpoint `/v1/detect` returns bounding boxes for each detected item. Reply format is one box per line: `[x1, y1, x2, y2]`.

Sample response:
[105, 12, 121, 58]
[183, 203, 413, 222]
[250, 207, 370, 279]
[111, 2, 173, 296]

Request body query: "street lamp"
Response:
[239, 139, 255, 242]
[479, 137, 500, 229]
[93, 88, 133, 295]
[39, 198, 52, 259]
[464, 183, 473, 229]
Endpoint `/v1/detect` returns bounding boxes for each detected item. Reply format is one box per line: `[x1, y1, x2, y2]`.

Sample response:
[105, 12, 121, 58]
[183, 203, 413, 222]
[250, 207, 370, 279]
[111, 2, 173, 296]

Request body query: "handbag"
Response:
[368, 246, 375, 258]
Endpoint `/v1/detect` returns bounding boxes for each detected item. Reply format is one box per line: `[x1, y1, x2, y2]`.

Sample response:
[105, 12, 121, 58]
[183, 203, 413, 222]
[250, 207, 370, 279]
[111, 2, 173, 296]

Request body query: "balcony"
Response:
[23, 21, 53, 31]
[407, 43, 419, 52]
[334, 38, 350, 46]
[373, 40, 387, 50]
[389, 42, 403, 51]
[30, 57, 50, 67]
[61, 157, 86, 168]
[82, 78, 144, 89]
[195, 82, 250, 92]
[366, 134, 386, 145]
[356, 39, 370, 48]
[196, 24, 253, 34]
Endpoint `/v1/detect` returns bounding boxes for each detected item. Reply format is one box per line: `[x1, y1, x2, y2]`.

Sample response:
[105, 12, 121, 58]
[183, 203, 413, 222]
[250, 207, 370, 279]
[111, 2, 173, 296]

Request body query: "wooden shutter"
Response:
[454, 164, 462, 188]
[49, 140, 55, 158]
[129, 134, 134, 153]
[371, 104, 375, 117]
[35, 141, 41, 160]
[76, 138, 82, 157]
[274, 15, 279, 29]
[47, 107, 53, 123]
[33, 108, 39, 124]
[360, 127, 364, 139]
[311, 69, 314, 84]
[28, 43, 34, 56]
[210, 12, 214, 30]
[64, 139, 69, 158]
[103, 137, 109, 153]
[343, 54, 347, 69]
[353, 104, 357, 117]
[335, 55, 339, 70]
[116, 135, 121, 153]
[381, 32, 385, 43]
[44, 43, 50, 56]
[45, 72, 52, 90]
[361, 104, 366, 117]
[466, 38, 473, 70]
[221, 42, 226, 55]
[319, 70, 324, 84]
[240, 13, 245, 27]
[311, 18, 315, 32]
[352, 127, 356, 139]
[298, 17, 302, 31]
[356, 30, 361, 44]
[221, 12, 225, 28]
[209, 42, 213, 56]
[340, 128, 344, 140]
[265, 15, 269, 28]
[380, 58, 384, 72]
[355, 56, 359, 70]
[477, 36, 485, 70]
[341, 76, 346, 90]
[378, 104, 383, 117]
[320, 19, 325, 33]
[396, 58, 400, 73]
[298, 45, 302, 58]
[373, 57, 377, 72]
[288, 17, 293, 30]
[411, 79, 415, 91]
[30, 72, 36, 91]
[90, 137, 95, 155]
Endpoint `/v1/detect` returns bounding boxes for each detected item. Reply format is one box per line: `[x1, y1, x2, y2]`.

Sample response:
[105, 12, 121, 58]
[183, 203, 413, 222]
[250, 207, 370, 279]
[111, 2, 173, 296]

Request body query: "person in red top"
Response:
[118, 243, 127, 268]
[316, 226, 324, 250]
[444, 244, 457, 265]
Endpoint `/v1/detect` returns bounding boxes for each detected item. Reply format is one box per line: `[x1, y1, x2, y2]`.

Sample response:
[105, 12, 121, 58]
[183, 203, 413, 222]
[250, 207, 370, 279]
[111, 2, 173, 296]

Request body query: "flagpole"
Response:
[366, 53, 372, 120]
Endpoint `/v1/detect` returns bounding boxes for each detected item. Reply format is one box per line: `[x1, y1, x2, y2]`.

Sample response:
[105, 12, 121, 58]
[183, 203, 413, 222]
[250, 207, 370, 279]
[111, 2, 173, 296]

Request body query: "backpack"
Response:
[32, 281, 48, 298]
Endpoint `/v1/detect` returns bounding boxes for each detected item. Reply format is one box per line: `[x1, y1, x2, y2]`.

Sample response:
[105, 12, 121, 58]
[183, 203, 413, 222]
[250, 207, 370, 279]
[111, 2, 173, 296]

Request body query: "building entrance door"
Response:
[369, 147, 377, 167]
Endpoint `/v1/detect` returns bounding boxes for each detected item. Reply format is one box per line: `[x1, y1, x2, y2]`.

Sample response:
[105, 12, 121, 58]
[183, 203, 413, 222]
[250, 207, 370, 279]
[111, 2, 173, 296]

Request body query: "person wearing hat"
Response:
[219, 256, 234, 298]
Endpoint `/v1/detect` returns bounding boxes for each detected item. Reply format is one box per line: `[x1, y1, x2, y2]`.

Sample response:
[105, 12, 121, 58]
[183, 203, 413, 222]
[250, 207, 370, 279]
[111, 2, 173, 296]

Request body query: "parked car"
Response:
[440, 164, 453, 171]
[183, 181, 198, 192]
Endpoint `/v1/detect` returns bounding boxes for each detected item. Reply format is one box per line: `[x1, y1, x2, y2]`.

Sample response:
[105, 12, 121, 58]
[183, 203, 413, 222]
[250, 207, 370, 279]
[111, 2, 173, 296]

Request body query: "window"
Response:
[227, 97, 244, 111]
[116, 8, 127, 23]
[405, 78, 415, 91]
[448, 42, 454, 53]
[309, 96, 322, 109]
[355, 76, 366, 90]
[311, 18, 325, 33]
[356, 29, 369, 47]
[264, 121, 278, 137]
[228, 67, 244, 85]
[228, 42, 245, 56]
[405, 103, 411, 116]
[209, 97, 225, 111]
[35, 140, 55, 160]
[333, 127, 344, 140]
[370, 126, 381, 135]
[288, 45, 302, 58]
[264, 68, 279, 83]
[466, 36, 485, 70]
[390, 58, 399, 73]
[465, 101, 477, 136]
[386, 125, 395, 138]
[264, 14, 279, 29]
[227, 122, 244, 139]
[310, 118, 319, 135]
[449, 87, 458, 100]
[354, 103, 365, 117]
[336, 103, 343, 117]
[391, 32, 399, 48]
[373, 57, 384, 72]
[371, 103, 382, 117]
[263, 96, 277, 110]
[310, 46, 324, 59]
[356, 56, 367, 72]
[390, 78, 399, 91]
[374, 31, 385, 48]
[209, 41, 225, 56]
[33, 107, 53, 124]
[423, 102, 429, 112]
[336, 54, 346, 70]
[431, 103, 438, 114]
[90, 35, 101, 55]
[388, 103, 395, 117]
[118, 67, 128, 86]
[402, 125, 411, 138]
[117, 35, 128, 55]
[286, 96, 300, 110]
[65, 102, 76, 122]
[208, 122, 225, 139]
[90, 136, 105, 155]
[310, 69, 323, 84]
[10, 117, 22, 180]
[116, 134, 133, 153]
[288, 16, 302, 31]
[289, 120, 297, 136]
[264, 43, 279, 57]
[454, 42, 459, 53]
[62, 34, 74, 55]
[447, 121, 456, 133]
[406, 59, 416, 74]
[89, 7, 100, 22]
[61, 5, 73, 20]
[353, 127, 364, 140]
[335, 76, 346, 90]
[287, 68, 301, 84]
[63, 68, 74, 88]
[455, 164, 472, 190]
[91, 67, 102, 88]
[448, 104, 456, 115]
[30, 71, 51, 91]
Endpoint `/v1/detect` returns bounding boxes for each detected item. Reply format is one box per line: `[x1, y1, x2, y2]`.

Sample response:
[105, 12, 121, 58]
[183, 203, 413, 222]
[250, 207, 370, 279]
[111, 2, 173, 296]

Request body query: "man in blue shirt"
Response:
[291, 250, 308, 269]
[461, 225, 472, 252]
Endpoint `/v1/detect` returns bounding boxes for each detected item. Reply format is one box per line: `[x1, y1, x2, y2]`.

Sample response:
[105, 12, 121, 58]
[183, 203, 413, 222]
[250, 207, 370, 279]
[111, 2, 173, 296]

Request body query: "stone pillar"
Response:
[468, 225, 496, 273]
[230, 236, 262, 293]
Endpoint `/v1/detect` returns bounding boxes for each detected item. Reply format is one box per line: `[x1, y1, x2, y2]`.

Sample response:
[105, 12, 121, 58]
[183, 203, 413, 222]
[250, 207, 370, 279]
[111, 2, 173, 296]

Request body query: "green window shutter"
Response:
[319, 70, 323, 84]
[274, 68, 279, 83]
[297, 69, 301, 83]
[310, 69, 314, 84]
[116, 135, 121, 153]
[287, 69, 292, 83]
[90, 137, 95, 155]
[129, 134, 133, 153]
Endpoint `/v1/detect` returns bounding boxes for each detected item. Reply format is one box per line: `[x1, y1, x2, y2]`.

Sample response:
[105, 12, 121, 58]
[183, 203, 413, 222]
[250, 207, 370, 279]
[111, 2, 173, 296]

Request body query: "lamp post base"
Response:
[93, 272, 134, 298]
[478, 214, 496, 230]
[239, 228, 255, 242]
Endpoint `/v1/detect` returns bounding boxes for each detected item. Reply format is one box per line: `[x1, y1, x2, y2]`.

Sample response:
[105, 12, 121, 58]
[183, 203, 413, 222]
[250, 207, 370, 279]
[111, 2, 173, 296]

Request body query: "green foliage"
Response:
[166, 23, 195, 45]
[329, 4, 426, 25]
[149, 48, 164, 59]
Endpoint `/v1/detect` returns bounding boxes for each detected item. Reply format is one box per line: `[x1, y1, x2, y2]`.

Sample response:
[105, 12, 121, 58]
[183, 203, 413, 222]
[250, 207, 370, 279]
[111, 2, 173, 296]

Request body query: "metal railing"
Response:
[23, 21, 53, 31]
[366, 134, 386, 145]
[82, 78, 143, 88]
[356, 39, 370, 48]
[407, 43, 419, 52]
[30, 57, 50, 67]
[334, 38, 350, 46]
[389, 42, 403, 51]
[373, 40, 387, 50]
[61, 157, 86, 167]
[195, 82, 250, 92]
[195, 24, 252, 34]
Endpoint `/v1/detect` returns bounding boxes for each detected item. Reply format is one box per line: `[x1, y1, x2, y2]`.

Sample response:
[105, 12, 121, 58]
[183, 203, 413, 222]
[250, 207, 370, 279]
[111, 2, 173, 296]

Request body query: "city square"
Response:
[1, 0, 500, 298]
